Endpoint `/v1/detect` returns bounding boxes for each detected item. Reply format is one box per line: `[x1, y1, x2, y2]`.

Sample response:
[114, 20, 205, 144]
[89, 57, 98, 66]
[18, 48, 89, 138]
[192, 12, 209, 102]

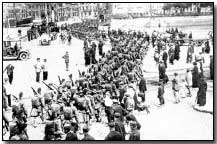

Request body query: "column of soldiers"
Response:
[3, 27, 213, 140]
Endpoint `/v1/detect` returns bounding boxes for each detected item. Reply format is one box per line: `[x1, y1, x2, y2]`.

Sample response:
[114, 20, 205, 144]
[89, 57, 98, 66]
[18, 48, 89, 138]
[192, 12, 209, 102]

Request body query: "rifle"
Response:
[12, 95, 18, 101]
[31, 87, 38, 95]
[58, 75, 62, 85]
[42, 81, 57, 95]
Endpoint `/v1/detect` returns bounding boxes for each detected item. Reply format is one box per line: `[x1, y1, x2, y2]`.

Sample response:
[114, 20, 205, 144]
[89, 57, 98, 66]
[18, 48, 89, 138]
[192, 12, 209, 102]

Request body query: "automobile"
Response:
[39, 33, 51, 45]
[3, 37, 31, 61]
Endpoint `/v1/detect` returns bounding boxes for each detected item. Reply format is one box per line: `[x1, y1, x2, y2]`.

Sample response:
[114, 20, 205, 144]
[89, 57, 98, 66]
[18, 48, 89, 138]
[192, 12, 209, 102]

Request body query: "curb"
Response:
[193, 105, 213, 114]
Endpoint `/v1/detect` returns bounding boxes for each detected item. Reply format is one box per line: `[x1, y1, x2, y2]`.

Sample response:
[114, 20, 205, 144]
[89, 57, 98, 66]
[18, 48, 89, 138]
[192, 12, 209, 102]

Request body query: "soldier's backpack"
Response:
[77, 97, 87, 111]
[63, 107, 72, 120]
[31, 96, 40, 108]
[45, 120, 58, 135]
[126, 97, 135, 111]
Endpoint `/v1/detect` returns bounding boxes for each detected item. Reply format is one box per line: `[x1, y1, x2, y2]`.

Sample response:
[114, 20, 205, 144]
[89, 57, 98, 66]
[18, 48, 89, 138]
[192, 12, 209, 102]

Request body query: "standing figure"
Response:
[196, 75, 207, 106]
[162, 49, 168, 68]
[34, 58, 42, 82]
[157, 80, 165, 105]
[62, 52, 69, 71]
[168, 45, 175, 65]
[185, 69, 192, 97]
[41, 59, 48, 81]
[192, 62, 199, 88]
[138, 75, 147, 102]
[3, 64, 14, 85]
[172, 73, 180, 103]
[186, 42, 194, 63]
[98, 39, 104, 56]
[129, 121, 140, 140]
[210, 55, 213, 80]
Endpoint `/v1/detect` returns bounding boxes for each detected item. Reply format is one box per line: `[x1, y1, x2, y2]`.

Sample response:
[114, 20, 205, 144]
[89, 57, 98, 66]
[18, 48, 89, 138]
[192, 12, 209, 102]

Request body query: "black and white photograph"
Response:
[2, 2, 214, 141]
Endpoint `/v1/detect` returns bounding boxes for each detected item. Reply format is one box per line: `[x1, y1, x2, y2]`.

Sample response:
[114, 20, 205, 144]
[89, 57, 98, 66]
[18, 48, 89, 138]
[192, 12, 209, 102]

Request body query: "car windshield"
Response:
[3, 41, 21, 49]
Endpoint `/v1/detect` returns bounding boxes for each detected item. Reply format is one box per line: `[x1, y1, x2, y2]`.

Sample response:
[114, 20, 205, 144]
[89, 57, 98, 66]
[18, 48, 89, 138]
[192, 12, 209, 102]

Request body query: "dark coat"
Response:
[129, 130, 140, 140]
[82, 134, 95, 140]
[105, 131, 123, 140]
[197, 78, 207, 106]
[158, 85, 164, 98]
[192, 65, 199, 88]
[115, 120, 126, 140]
[139, 77, 147, 92]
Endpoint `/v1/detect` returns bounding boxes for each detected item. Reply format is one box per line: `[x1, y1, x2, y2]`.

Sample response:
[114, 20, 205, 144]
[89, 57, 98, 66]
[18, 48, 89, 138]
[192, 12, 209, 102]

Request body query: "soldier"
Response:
[30, 88, 44, 125]
[129, 121, 140, 140]
[197, 75, 207, 106]
[172, 73, 180, 104]
[105, 122, 123, 140]
[192, 62, 199, 88]
[111, 99, 128, 122]
[158, 80, 165, 105]
[64, 123, 78, 140]
[34, 58, 42, 82]
[82, 125, 95, 140]
[3, 64, 14, 85]
[138, 74, 147, 102]
[114, 112, 126, 140]
[62, 51, 69, 71]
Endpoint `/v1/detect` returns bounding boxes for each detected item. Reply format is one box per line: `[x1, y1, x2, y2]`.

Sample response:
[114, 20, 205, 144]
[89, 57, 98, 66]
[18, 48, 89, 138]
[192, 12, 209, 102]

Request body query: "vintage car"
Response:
[3, 37, 31, 61]
[39, 33, 51, 45]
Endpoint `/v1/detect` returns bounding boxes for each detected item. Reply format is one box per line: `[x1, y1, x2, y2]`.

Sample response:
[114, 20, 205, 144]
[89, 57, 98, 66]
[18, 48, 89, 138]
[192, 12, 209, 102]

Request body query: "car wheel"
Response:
[19, 52, 28, 61]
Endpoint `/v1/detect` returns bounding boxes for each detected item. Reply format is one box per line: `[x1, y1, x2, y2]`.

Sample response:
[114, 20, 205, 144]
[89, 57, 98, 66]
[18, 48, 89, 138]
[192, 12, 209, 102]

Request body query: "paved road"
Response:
[3, 17, 213, 140]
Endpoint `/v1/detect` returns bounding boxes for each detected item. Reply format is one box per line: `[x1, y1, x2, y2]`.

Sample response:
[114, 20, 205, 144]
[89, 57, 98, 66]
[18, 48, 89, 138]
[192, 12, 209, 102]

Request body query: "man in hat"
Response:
[114, 112, 126, 140]
[158, 79, 165, 105]
[3, 64, 15, 85]
[34, 58, 42, 82]
[129, 121, 140, 140]
[62, 51, 69, 71]
[172, 73, 180, 103]
[105, 122, 123, 140]
[82, 125, 95, 140]
[192, 62, 199, 88]
[196, 75, 207, 106]
[111, 99, 128, 122]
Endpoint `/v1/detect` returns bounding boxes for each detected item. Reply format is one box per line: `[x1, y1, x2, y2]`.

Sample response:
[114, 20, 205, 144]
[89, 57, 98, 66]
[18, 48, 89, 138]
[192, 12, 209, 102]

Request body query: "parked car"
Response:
[3, 37, 31, 61]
